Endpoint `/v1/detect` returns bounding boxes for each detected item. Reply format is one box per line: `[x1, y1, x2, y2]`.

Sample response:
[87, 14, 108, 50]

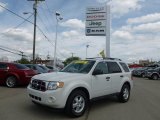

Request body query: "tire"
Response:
[148, 77, 152, 80]
[141, 73, 145, 78]
[65, 90, 88, 117]
[118, 84, 130, 103]
[6, 76, 17, 88]
[152, 74, 158, 80]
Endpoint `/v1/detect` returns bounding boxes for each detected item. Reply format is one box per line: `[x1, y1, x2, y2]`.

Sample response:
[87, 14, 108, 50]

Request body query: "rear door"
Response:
[0, 63, 8, 81]
[106, 61, 123, 93]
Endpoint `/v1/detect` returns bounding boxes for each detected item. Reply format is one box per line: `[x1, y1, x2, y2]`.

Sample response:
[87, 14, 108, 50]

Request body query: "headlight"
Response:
[47, 81, 64, 90]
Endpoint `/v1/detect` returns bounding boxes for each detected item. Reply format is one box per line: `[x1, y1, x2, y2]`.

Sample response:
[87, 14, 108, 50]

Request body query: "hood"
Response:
[147, 69, 155, 72]
[32, 72, 88, 82]
[148, 69, 158, 72]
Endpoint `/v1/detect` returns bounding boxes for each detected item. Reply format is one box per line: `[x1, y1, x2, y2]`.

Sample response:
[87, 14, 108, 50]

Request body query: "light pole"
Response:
[53, 12, 63, 69]
[86, 44, 89, 58]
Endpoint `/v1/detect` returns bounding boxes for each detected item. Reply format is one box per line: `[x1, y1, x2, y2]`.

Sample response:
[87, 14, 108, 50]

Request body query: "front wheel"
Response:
[65, 90, 88, 117]
[141, 73, 145, 78]
[118, 84, 130, 103]
[152, 74, 158, 80]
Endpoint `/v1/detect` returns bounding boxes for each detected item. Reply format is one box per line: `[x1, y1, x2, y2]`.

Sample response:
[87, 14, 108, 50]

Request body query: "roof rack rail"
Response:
[86, 57, 103, 59]
[105, 57, 122, 61]
[86, 57, 122, 61]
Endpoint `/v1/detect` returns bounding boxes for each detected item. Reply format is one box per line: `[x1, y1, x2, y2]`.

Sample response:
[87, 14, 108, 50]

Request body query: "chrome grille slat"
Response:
[31, 79, 46, 91]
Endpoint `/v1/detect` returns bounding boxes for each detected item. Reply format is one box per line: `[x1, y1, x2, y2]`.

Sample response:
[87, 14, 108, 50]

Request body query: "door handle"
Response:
[106, 77, 110, 81]
[120, 75, 124, 78]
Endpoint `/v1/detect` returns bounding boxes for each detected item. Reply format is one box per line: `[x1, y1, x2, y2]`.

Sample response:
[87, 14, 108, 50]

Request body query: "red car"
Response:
[0, 62, 36, 88]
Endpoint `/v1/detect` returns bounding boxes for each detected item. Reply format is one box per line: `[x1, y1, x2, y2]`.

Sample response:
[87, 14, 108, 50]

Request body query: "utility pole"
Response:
[20, 51, 24, 59]
[71, 53, 75, 59]
[27, 0, 45, 64]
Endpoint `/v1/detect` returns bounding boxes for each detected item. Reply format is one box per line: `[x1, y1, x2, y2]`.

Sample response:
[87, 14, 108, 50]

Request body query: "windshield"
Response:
[154, 67, 160, 71]
[39, 65, 49, 71]
[61, 60, 95, 74]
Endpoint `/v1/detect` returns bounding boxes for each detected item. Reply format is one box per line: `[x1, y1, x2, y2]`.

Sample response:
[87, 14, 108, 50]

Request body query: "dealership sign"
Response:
[86, 13, 106, 21]
[86, 6, 107, 36]
[86, 20, 106, 28]
[86, 28, 106, 35]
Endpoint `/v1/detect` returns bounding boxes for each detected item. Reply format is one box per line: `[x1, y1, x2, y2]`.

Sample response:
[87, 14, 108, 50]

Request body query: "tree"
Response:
[17, 58, 31, 64]
[63, 57, 81, 66]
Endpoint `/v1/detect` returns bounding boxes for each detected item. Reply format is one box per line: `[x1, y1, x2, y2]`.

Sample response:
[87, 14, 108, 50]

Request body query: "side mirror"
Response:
[92, 69, 103, 75]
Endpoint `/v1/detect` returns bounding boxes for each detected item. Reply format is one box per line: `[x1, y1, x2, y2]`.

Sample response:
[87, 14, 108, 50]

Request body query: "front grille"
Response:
[144, 71, 147, 76]
[31, 80, 46, 92]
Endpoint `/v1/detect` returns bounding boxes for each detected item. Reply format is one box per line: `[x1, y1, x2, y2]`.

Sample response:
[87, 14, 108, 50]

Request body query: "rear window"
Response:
[120, 62, 130, 72]
[15, 64, 29, 70]
[107, 62, 122, 73]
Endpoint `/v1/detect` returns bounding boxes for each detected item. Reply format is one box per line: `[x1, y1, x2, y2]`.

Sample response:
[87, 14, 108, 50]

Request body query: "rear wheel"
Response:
[6, 76, 17, 88]
[152, 74, 158, 80]
[118, 84, 130, 103]
[65, 90, 88, 117]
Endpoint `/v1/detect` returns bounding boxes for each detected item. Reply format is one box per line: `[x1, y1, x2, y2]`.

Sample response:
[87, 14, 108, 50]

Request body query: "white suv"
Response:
[27, 58, 133, 117]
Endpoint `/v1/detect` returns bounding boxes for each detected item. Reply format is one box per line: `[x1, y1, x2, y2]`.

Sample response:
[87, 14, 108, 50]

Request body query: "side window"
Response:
[107, 62, 122, 74]
[93, 62, 108, 75]
[36, 65, 44, 72]
[15, 64, 29, 70]
[119, 62, 130, 72]
[33, 66, 37, 70]
[0, 63, 7, 69]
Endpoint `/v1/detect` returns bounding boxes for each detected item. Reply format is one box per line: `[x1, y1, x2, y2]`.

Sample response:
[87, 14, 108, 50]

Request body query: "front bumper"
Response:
[27, 86, 66, 109]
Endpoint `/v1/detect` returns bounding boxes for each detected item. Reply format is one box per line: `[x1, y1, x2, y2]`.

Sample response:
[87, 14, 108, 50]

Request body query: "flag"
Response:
[99, 50, 105, 58]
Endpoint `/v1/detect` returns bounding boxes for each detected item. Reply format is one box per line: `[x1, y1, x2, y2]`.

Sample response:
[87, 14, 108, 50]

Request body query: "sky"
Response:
[0, 0, 160, 63]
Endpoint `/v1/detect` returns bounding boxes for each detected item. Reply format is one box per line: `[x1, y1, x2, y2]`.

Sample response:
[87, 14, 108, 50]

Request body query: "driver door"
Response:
[91, 62, 112, 98]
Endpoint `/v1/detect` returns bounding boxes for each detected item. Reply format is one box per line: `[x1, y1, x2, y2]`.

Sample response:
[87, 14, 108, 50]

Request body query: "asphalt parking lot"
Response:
[0, 77, 160, 120]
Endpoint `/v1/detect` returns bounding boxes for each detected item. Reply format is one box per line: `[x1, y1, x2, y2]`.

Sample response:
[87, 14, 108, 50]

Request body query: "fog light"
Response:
[48, 96, 56, 103]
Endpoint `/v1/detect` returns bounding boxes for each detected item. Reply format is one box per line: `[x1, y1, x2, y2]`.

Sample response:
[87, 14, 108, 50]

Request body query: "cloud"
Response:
[0, 2, 7, 13]
[112, 30, 133, 40]
[2, 28, 33, 42]
[96, 0, 144, 18]
[0, 27, 45, 61]
[2, 28, 43, 42]
[60, 19, 85, 29]
[133, 22, 160, 33]
[61, 30, 80, 38]
[127, 13, 160, 24]
[110, 14, 160, 62]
